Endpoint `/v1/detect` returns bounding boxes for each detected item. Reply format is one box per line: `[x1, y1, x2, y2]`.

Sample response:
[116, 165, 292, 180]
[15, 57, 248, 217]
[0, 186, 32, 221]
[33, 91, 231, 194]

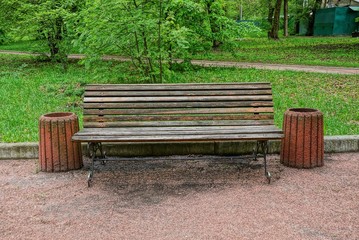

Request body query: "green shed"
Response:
[314, 7, 359, 36]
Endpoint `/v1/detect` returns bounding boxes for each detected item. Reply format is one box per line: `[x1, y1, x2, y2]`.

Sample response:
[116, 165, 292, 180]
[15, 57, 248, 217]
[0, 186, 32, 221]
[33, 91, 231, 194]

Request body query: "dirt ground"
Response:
[1, 152, 358, 240]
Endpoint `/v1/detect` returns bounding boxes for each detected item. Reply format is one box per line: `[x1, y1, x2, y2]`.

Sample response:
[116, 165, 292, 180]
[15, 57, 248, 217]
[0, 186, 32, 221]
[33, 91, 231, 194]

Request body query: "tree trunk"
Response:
[158, 0, 163, 83]
[267, 0, 274, 25]
[269, 0, 282, 40]
[206, 0, 222, 49]
[283, 0, 289, 37]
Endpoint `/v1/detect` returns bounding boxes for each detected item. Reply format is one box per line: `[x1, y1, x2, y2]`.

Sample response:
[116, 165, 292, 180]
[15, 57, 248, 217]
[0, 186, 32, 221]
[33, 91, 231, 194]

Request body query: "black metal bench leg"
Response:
[255, 141, 271, 184]
[253, 141, 260, 161]
[87, 142, 102, 187]
[98, 143, 107, 165]
[260, 141, 271, 184]
[88, 151, 95, 187]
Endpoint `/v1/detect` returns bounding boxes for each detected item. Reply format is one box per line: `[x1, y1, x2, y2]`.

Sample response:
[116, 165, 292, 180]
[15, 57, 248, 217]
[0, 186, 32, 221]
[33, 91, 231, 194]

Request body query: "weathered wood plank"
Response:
[76, 126, 282, 136]
[83, 114, 274, 123]
[83, 107, 274, 115]
[85, 83, 271, 91]
[80, 125, 280, 132]
[84, 101, 273, 109]
[76, 130, 283, 137]
[84, 95, 273, 103]
[83, 120, 275, 128]
[84, 89, 272, 97]
[72, 133, 284, 142]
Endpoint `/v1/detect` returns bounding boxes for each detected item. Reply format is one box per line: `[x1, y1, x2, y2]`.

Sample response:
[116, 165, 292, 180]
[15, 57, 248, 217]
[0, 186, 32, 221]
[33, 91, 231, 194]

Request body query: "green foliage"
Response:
[1, 0, 84, 65]
[0, 0, 264, 76]
[236, 21, 263, 38]
[78, 0, 161, 82]
[0, 29, 6, 45]
[0, 0, 18, 35]
[225, 0, 275, 21]
[77, 0, 240, 83]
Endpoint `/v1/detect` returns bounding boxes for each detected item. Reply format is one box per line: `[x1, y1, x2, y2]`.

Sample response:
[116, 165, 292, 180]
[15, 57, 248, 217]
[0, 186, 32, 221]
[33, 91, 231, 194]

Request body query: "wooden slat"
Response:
[80, 125, 280, 132]
[72, 133, 284, 142]
[85, 83, 271, 91]
[76, 130, 282, 137]
[76, 125, 282, 135]
[83, 107, 274, 116]
[84, 95, 273, 103]
[84, 114, 274, 123]
[84, 114, 274, 122]
[75, 130, 282, 137]
[83, 120, 275, 128]
[84, 101, 273, 109]
[84, 89, 272, 97]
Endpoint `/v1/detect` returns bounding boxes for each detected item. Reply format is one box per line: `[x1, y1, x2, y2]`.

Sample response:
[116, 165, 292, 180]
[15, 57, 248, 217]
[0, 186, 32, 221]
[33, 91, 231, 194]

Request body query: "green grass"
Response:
[0, 40, 49, 52]
[171, 68, 359, 136]
[0, 54, 358, 142]
[1, 36, 358, 67]
[195, 36, 359, 68]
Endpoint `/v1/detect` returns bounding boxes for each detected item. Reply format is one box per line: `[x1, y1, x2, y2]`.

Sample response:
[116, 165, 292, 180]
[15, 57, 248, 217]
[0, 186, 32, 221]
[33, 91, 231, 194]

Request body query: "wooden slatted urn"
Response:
[280, 108, 324, 168]
[39, 112, 82, 172]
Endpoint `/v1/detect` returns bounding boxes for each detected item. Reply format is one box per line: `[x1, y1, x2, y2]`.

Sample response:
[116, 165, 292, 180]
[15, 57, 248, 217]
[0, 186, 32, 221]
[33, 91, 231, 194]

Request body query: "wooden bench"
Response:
[72, 83, 283, 186]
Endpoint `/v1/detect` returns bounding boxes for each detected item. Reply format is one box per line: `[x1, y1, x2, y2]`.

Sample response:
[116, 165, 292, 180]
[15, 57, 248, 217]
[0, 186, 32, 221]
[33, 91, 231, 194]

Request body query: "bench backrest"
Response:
[83, 83, 276, 128]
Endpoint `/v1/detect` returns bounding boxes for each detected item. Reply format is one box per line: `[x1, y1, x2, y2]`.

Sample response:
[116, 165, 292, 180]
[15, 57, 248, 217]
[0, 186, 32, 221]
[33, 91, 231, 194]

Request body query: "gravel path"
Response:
[1, 152, 358, 240]
[1, 50, 359, 75]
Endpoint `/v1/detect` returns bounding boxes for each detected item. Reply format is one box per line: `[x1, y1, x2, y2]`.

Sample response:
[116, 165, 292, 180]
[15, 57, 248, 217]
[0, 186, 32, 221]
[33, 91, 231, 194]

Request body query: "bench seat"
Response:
[72, 126, 283, 142]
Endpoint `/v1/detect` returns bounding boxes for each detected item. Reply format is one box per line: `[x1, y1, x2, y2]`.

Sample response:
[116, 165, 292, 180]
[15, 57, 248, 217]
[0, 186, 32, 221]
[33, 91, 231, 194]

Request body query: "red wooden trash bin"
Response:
[39, 112, 83, 172]
[280, 108, 324, 168]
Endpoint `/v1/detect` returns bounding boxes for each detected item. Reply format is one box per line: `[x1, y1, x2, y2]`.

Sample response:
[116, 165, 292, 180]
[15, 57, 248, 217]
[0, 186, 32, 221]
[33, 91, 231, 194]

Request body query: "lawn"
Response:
[1, 36, 358, 68]
[0, 54, 358, 142]
[0, 40, 49, 53]
[194, 36, 359, 68]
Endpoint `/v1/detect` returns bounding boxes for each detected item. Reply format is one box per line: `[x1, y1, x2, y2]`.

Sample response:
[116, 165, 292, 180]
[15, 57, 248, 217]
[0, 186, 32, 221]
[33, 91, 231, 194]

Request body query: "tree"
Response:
[79, 0, 240, 82]
[1, 0, 83, 64]
[200, 0, 239, 49]
[269, 0, 282, 39]
[267, 0, 276, 25]
[283, 0, 289, 36]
